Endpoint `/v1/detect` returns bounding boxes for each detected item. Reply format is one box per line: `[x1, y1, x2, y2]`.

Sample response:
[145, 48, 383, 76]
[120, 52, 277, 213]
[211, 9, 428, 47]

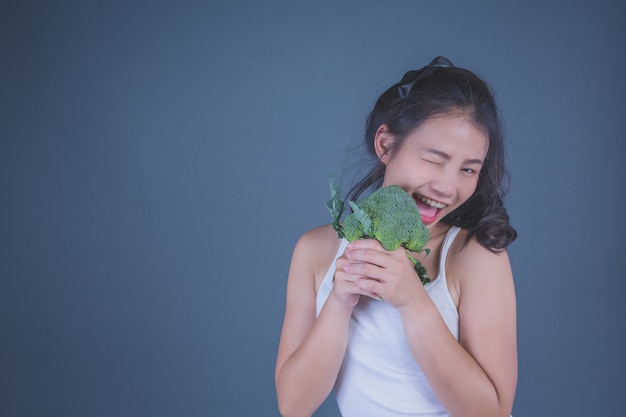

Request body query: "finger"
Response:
[347, 238, 387, 251]
[343, 261, 386, 282]
[359, 290, 383, 301]
[356, 277, 384, 297]
[355, 279, 383, 300]
[334, 279, 380, 303]
[335, 258, 358, 281]
[334, 270, 361, 283]
[345, 247, 389, 268]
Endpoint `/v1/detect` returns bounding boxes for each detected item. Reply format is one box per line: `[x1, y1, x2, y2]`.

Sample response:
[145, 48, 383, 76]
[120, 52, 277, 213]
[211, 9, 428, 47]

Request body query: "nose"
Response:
[430, 170, 456, 198]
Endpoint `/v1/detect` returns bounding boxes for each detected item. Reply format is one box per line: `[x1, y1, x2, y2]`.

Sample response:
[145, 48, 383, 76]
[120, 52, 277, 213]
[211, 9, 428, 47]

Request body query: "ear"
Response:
[373, 124, 394, 164]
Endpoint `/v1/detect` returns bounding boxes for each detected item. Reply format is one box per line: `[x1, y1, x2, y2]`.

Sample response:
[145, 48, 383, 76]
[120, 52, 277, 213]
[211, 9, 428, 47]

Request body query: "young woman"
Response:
[275, 57, 518, 417]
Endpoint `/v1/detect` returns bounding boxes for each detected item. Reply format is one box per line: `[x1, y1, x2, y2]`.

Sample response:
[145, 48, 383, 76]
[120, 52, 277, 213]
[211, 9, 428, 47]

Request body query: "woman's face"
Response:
[376, 114, 489, 230]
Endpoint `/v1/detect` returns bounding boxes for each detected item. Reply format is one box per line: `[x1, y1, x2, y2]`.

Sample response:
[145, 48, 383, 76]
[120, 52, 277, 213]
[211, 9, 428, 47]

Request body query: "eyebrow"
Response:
[424, 148, 484, 165]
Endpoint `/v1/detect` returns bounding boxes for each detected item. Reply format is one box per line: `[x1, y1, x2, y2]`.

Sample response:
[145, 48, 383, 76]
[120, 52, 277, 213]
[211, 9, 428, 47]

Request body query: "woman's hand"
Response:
[331, 250, 372, 308]
[337, 238, 426, 309]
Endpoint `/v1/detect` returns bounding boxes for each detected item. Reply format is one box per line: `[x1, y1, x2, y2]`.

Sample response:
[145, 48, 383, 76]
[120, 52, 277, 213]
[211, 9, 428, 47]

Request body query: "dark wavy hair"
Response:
[347, 57, 517, 251]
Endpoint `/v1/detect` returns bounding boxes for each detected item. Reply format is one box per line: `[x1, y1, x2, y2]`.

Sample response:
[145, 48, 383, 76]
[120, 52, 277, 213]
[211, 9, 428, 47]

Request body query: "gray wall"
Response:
[1, 1, 624, 416]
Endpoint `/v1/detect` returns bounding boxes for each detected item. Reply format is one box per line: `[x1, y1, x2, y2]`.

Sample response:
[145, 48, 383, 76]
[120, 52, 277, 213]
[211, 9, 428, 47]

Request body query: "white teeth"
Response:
[417, 195, 446, 209]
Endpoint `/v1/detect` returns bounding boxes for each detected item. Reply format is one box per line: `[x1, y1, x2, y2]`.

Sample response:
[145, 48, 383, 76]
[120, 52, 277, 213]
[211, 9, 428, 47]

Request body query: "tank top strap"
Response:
[438, 226, 462, 276]
[316, 238, 349, 317]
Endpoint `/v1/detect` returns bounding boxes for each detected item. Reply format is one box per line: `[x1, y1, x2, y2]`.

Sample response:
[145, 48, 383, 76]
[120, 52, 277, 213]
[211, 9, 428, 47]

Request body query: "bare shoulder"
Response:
[296, 223, 340, 250]
[447, 230, 514, 295]
[291, 224, 343, 291]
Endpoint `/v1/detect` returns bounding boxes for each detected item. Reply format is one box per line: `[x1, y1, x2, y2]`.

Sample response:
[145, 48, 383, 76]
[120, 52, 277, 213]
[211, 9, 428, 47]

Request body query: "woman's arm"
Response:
[346, 236, 517, 417]
[274, 226, 357, 417]
[400, 238, 516, 417]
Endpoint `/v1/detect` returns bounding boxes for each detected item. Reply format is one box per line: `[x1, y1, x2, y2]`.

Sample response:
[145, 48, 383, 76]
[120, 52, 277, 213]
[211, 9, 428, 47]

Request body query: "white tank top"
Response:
[315, 226, 462, 417]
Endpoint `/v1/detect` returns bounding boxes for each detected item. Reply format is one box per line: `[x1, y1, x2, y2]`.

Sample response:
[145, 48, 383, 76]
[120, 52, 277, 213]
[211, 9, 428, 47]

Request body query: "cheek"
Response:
[380, 159, 409, 187]
[459, 178, 480, 201]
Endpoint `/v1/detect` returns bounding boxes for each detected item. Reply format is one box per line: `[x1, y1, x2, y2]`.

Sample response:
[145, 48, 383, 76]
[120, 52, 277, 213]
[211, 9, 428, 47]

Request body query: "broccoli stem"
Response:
[406, 253, 431, 285]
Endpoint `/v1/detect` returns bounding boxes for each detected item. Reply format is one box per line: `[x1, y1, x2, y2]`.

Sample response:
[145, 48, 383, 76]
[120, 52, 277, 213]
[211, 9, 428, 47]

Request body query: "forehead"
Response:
[404, 115, 489, 158]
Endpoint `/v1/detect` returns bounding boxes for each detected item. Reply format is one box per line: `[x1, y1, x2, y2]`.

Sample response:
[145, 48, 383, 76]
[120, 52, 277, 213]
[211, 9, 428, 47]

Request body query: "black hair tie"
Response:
[397, 56, 455, 98]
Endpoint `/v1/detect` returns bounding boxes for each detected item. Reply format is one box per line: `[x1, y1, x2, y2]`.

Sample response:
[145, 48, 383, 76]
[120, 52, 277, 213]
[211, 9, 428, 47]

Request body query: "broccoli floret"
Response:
[326, 175, 431, 285]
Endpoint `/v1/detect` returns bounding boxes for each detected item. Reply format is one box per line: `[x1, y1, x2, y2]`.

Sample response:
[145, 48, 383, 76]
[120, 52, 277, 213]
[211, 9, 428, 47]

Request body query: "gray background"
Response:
[1, 0, 624, 416]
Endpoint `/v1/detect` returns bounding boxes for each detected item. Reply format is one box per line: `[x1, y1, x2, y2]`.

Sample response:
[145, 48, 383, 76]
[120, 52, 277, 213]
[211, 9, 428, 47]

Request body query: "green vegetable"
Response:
[327, 175, 431, 285]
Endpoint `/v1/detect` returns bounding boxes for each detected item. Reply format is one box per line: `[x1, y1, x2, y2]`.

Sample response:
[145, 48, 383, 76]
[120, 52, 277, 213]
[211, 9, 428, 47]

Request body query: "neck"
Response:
[427, 223, 452, 242]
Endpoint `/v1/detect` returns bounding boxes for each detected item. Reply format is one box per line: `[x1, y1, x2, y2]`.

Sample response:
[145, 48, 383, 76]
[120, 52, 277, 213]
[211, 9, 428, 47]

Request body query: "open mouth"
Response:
[414, 194, 447, 224]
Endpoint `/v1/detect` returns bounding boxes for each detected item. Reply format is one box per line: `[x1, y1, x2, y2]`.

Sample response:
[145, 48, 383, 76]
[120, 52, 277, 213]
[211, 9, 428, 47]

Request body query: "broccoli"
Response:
[326, 175, 431, 285]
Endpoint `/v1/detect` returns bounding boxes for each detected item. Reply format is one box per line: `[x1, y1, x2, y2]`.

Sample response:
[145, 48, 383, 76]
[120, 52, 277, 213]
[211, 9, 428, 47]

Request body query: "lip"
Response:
[414, 194, 448, 225]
